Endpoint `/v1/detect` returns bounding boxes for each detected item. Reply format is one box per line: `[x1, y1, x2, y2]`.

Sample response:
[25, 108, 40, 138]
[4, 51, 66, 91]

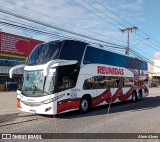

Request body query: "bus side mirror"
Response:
[43, 60, 59, 76]
[43, 60, 78, 76]
[9, 64, 25, 78]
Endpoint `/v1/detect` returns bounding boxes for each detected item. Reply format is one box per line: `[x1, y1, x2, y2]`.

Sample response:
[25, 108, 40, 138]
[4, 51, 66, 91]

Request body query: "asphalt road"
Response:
[0, 87, 160, 141]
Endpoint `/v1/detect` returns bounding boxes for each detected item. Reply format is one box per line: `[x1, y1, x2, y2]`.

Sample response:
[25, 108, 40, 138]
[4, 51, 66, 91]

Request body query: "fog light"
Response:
[45, 107, 51, 112]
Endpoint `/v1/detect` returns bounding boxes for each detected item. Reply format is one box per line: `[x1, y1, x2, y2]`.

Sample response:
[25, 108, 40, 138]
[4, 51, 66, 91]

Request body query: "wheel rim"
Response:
[132, 94, 136, 102]
[81, 99, 88, 112]
[138, 93, 142, 100]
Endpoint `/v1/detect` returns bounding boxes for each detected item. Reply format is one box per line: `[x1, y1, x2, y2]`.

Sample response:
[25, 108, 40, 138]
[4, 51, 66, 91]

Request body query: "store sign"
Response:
[0, 32, 43, 56]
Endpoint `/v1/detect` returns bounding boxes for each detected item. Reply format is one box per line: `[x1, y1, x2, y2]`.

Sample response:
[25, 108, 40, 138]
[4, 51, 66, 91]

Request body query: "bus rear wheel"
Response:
[138, 91, 142, 101]
[131, 92, 136, 103]
[79, 97, 90, 113]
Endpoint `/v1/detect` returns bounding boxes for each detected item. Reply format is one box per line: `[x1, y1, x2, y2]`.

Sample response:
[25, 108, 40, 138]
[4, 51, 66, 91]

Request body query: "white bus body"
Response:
[10, 40, 149, 115]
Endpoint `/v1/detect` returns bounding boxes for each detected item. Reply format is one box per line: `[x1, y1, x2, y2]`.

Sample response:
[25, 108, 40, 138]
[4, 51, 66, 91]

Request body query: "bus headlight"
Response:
[45, 107, 51, 112]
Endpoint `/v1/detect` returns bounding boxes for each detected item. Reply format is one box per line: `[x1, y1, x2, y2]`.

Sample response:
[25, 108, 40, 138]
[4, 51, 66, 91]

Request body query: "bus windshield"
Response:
[22, 70, 55, 96]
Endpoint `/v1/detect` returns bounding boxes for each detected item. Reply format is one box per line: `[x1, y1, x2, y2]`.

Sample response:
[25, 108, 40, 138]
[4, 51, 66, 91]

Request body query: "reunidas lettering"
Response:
[97, 66, 124, 75]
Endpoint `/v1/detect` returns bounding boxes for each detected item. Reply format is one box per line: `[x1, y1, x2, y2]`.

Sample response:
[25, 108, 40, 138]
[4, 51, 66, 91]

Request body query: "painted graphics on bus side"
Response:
[56, 64, 148, 113]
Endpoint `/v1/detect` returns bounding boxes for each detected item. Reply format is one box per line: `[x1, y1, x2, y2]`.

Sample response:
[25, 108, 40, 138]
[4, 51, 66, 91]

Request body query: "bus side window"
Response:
[83, 76, 129, 90]
[123, 77, 134, 87]
[83, 77, 93, 90]
[83, 76, 108, 90]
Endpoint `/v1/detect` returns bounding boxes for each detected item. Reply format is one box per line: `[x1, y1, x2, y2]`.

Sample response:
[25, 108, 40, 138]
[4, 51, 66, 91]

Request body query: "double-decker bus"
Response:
[9, 40, 149, 115]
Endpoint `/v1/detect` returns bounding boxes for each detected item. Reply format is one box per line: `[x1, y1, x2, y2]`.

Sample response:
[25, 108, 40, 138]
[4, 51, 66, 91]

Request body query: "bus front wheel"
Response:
[79, 97, 90, 113]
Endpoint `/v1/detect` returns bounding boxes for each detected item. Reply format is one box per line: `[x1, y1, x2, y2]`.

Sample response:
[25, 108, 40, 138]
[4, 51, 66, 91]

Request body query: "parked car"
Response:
[5, 81, 17, 91]
[149, 83, 158, 87]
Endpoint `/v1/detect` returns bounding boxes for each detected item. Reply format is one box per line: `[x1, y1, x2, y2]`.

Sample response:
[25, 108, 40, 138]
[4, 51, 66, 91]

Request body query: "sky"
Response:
[0, 0, 160, 60]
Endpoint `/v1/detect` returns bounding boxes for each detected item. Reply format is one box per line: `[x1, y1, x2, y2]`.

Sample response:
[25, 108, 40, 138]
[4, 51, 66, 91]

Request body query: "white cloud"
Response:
[137, 0, 144, 4]
[0, 0, 144, 44]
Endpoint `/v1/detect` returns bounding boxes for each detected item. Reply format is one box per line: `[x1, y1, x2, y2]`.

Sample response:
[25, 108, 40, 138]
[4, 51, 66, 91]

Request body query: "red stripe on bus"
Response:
[118, 87, 134, 101]
[57, 85, 148, 113]
[106, 87, 123, 103]
[57, 98, 80, 113]
[92, 89, 111, 107]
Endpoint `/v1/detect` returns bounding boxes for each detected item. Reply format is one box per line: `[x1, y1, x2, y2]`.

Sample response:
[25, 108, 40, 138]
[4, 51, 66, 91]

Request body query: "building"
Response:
[148, 52, 160, 84]
[0, 31, 43, 91]
[154, 52, 160, 60]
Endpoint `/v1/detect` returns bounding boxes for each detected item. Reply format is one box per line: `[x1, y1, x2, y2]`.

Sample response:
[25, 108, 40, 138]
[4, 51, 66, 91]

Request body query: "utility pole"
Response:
[121, 26, 138, 55]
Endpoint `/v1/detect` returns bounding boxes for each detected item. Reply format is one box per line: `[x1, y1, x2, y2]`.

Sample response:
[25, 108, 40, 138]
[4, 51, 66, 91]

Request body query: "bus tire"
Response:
[79, 97, 90, 113]
[131, 92, 136, 103]
[138, 90, 142, 101]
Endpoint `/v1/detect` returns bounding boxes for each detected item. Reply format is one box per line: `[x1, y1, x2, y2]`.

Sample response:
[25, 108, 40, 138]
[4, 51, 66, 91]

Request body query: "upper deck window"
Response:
[27, 41, 63, 66]
[83, 46, 147, 70]
[27, 40, 87, 66]
[59, 40, 86, 64]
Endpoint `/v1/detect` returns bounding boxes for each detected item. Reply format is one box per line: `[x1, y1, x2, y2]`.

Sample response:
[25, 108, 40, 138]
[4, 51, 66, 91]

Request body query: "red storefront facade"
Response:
[0, 31, 43, 56]
[0, 32, 44, 91]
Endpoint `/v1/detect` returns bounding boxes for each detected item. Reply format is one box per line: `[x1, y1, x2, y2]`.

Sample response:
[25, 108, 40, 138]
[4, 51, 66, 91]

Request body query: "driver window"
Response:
[57, 75, 75, 91]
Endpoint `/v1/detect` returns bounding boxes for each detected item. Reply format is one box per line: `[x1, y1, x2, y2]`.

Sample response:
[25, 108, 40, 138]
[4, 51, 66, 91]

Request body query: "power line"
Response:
[0, 14, 127, 49]
[2, 0, 126, 44]
[81, 0, 126, 28]
[1, 17, 158, 68]
[128, 39, 155, 60]
[0, 17, 63, 37]
[133, 32, 160, 51]
[71, 0, 121, 30]
[80, 0, 159, 54]
[0, 1, 158, 63]
[0, 19, 127, 51]
[138, 29, 160, 47]
[2, 2, 159, 57]
[72, 0, 152, 56]
[131, 34, 160, 51]
[0, 6, 126, 48]
[94, 0, 132, 26]
[94, 0, 160, 50]
[72, 0, 154, 55]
